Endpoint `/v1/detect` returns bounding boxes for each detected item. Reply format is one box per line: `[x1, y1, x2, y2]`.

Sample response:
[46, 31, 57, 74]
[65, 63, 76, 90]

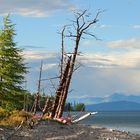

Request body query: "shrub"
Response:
[0, 107, 9, 120]
[0, 110, 32, 126]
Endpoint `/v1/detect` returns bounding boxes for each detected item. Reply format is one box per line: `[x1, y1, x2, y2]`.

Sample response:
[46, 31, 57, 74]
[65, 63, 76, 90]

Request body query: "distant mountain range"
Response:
[68, 93, 140, 105]
[68, 93, 140, 111]
[86, 101, 140, 111]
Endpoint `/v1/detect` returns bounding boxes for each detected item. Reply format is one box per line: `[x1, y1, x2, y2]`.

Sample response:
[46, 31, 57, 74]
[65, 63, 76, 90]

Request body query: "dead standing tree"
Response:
[60, 26, 65, 77]
[50, 10, 102, 118]
[31, 61, 43, 114]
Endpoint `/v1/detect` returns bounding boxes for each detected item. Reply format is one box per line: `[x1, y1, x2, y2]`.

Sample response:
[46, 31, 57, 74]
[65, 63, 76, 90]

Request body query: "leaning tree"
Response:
[50, 10, 102, 118]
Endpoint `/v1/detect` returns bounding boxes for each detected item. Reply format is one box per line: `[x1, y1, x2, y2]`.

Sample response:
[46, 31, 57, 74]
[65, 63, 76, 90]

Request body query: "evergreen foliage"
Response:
[64, 102, 85, 111]
[0, 15, 27, 110]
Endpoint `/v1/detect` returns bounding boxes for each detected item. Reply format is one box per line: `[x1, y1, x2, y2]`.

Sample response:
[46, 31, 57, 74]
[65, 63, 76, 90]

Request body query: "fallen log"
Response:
[72, 112, 98, 124]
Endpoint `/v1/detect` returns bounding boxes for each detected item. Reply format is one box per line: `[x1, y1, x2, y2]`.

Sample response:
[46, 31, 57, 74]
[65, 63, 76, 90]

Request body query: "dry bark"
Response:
[50, 56, 72, 118]
[46, 10, 102, 119]
[51, 10, 101, 118]
[31, 61, 43, 114]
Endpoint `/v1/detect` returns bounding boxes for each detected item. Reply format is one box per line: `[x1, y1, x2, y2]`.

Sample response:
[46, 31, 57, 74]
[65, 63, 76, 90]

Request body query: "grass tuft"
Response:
[0, 109, 32, 126]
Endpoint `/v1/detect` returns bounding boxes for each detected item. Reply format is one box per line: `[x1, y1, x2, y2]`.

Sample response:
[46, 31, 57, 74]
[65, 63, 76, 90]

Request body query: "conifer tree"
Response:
[0, 15, 27, 109]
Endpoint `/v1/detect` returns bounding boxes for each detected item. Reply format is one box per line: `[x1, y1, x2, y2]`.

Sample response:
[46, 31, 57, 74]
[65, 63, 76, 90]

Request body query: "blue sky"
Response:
[0, 0, 140, 100]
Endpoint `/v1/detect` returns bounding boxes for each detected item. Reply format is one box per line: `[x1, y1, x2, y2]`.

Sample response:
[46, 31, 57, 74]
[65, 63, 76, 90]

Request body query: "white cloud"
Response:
[0, 0, 75, 17]
[81, 40, 98, 47]
[23, 48, 140, 97]
[78, 50, 140, 69]
[107, 38, 140, 49]
[23, 44, 140, 70]
[23, 49, 57, 61]
[132, 25, 140, 29]
[16, 8, 48, 17]
[70, 65, 140, 97]
[99, 24, 111, 28]
[43, 63, 57, 70]
[81, 39, 102, 47]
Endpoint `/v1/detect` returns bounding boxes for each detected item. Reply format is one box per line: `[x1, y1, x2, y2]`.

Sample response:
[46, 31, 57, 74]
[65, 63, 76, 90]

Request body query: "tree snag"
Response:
[50, 10, 102, 118]
[31, 61, 43, 114]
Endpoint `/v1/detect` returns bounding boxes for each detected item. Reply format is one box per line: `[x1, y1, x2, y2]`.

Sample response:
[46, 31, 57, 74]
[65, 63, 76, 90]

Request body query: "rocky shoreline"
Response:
[0, 120, 140, 140]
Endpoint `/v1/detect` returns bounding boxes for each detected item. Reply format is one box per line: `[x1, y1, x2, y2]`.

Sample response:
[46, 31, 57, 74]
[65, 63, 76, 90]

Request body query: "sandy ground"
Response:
[0, 120, 140, 140]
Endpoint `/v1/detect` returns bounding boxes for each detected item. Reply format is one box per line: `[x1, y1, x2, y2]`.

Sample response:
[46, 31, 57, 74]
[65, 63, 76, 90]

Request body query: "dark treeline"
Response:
[64, 102, 85, 112]
[0, 88, 85, 114]
[23, 93, 85, 112]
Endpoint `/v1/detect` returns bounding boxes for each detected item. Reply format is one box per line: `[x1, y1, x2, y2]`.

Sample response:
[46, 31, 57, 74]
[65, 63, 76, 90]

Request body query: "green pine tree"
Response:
[0, 15, 27, 110]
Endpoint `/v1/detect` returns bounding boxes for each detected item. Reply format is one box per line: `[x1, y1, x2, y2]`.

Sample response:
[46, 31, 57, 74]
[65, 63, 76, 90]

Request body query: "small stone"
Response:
[0, 135, 5, 140]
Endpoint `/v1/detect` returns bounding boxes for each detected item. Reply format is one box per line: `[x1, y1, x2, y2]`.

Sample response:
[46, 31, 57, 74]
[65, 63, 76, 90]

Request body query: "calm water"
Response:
[66, 111, 140, 134]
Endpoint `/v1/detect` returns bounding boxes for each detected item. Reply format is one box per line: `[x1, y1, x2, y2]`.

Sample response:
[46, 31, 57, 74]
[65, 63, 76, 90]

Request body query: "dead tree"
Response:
[60, 26, 66, 76]
[42, 96, 49, 115]
[51, 10, 102, 118]
[31, 61, 43, 114]
[42, 96, 53, 115]
[50, 56, 72, 118]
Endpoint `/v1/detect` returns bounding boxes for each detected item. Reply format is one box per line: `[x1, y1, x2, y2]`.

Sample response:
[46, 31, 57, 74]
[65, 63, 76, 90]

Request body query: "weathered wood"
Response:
[72, 112, 98, 123]
[42, 96, 49, 115]
[50, 56, 72, 118]
[42, 96, 53, 115]
[31, 61, 43, 114]
[60, 26, 65, 76]
[50, 10, 101, 119]
[54, 65, 70, 118]
[54, 10, 101, 118]
[30, 92, 40, 114]
[56, 37, 80, 118]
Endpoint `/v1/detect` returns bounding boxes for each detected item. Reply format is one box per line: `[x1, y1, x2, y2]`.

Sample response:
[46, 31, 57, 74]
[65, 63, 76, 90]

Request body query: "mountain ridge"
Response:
[68, 93, 140, 105]
[86, 101, 140, 111]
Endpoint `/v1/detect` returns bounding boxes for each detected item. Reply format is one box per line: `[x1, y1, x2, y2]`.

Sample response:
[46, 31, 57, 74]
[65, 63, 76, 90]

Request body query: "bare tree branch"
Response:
[73, 62, 83, 72]
[41, 76, 60, 81]
[60, 26, 66, 76]
[80, 10, 102, 35]
[83, 31, 100, 40]
[49, 78, 57, 92]
[50, 9, 103, 118]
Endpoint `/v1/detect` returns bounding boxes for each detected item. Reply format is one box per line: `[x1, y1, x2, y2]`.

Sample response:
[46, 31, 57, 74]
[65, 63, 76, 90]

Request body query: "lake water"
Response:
[66, 111, 140, 134]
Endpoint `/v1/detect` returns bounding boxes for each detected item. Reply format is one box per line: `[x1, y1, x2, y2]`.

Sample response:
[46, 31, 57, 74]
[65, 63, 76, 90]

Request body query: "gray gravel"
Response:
[1, 120, 140, 140]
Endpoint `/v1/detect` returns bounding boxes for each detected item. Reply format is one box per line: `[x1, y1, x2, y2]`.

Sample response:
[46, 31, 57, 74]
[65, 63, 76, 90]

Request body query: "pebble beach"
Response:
[1, 120, 140, 140]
